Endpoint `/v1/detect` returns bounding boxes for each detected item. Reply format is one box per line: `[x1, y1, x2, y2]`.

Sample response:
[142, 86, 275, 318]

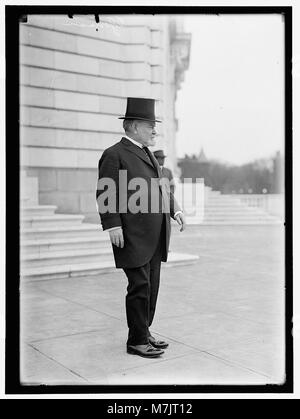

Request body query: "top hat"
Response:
[153, 149, 167, 159]
[118, 97, 161, 122]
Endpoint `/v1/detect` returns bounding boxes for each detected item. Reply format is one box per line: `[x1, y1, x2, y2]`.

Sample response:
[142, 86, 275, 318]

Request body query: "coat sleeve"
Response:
[96, 149, 122, 231]
[170, 191, 181, 219]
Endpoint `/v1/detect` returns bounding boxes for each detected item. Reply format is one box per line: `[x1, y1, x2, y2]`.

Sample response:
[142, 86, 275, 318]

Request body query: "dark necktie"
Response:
[143, 146, 161, 177]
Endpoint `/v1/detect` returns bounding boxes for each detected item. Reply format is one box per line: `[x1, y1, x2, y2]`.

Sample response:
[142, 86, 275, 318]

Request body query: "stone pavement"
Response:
[20, 225, 286, 386]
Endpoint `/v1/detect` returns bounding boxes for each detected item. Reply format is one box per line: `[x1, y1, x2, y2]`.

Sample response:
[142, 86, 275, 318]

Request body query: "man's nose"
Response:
[152, 127, 157, 135]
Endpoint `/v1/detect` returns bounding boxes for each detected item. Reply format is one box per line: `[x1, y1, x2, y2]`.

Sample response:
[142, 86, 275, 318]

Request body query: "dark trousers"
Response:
[123, 229, 164, 346]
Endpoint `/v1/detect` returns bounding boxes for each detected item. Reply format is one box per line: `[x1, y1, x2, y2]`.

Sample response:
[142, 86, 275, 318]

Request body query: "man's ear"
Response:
[133, 120, 138, 134]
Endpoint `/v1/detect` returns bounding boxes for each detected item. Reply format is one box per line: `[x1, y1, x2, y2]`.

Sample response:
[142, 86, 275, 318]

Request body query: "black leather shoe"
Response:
[149, 336, 169, 349]
[127, 344, 164, 358]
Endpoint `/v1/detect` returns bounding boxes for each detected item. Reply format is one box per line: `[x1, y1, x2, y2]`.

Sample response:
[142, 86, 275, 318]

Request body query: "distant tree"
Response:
[178, 152, 280, 193]
[273, 151, 284, 193]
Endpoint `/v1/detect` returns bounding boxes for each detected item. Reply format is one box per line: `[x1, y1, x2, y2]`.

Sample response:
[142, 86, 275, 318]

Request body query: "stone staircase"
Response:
[183, 187, 282, 225]
[20, 205, 199, 281]
[20, 173, 280, 281]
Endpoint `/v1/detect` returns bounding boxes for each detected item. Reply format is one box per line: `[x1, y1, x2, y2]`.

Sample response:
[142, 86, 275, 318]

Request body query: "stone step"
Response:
[207, 199, 237, 204]
[184, 202, 245, 207]
[205, 204, 248, 208]
[184, 208, 274, 218]
[21, 248, 113, 268]
[203, 213, 279, 220]
[183, 200, 245, 207]
[185, 218, 281, 225]
[21, 252, 199, 281]
[20, 205, 58, 216]
[20, 235, 110, 254]
[205, 201, 245, 207]
[204, 210, 270, 216]
[184, 206, 267, 214]
[21, 214, 85, 228]
[205, 220, 282, 225]
[206, 195, 241, 200]
[207, 197, 244, 202]
[20, 223, 101, 240]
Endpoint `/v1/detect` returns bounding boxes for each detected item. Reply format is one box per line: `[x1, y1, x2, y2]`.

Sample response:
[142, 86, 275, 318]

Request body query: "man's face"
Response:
[156, 156, 165, 166]
[135, 120, 157, 147]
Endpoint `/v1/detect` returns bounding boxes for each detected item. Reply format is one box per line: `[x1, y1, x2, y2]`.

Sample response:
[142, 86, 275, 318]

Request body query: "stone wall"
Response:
[20, 14, 190, 220]
[25, 167, 98, 221]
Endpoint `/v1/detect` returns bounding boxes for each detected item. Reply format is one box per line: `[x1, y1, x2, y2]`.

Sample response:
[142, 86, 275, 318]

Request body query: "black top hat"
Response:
[118, 97, 161, 122]
[153, 149, 167, 158]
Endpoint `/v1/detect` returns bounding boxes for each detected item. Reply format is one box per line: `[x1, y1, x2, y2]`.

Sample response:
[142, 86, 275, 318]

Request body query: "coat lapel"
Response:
[146, 148, 163, 178]
[120, 137, 160, 176]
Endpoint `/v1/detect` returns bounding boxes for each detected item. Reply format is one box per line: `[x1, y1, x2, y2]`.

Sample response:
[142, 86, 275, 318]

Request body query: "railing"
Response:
[228, 194, 284, 218]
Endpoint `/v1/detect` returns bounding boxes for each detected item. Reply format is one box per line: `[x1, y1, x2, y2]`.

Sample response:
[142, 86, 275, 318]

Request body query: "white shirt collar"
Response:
[123, 135, 143, 149]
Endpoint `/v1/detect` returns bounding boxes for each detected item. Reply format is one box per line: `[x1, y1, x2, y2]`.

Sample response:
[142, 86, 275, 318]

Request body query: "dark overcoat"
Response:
[96, 137, 181, 269]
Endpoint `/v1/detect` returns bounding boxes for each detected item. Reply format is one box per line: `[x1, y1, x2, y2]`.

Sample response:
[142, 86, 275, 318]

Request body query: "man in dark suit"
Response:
[153, 149, 176, 195]
[96, 98, 186, 358]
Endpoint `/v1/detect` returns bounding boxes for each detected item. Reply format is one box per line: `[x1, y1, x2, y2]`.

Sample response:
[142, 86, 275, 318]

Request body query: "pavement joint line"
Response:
[198, 350, 273, 380]
[26, 333, 273, 382]
[151, 330, 257, 351]
[23, 270, 125, 284]
[148, 332, 274, 379]
[26, 342, 90, 383]
[111, 350, 201, 375]
[22, 307, 279, 345]
[113, 343, 273, 381]
[33, 285, 125, 323]
[24, 327, 119, 344]
[121, 338, 273, 380]
[20, 225, 284, 384]
[24, 318, 274, 381]
[21, 285, 281, 333]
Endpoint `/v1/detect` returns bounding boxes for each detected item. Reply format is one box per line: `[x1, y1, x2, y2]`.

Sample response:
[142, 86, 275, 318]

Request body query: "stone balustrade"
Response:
[230, 194, 284, 219]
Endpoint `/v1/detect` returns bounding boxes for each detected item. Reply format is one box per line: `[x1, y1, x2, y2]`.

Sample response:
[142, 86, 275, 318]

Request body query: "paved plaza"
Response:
[20, 225, 286, 386]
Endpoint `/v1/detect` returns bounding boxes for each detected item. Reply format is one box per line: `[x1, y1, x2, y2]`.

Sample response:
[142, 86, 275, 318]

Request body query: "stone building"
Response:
[20, 14, 191, 222]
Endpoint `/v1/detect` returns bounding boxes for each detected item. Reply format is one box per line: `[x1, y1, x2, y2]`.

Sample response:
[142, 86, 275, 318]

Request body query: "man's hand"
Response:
[109, 228, 124, 248]
[175, 212, 186, 232]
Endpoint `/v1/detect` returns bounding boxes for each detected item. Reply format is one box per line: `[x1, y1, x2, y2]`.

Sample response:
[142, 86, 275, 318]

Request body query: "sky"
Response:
[175, 14, 285, 165]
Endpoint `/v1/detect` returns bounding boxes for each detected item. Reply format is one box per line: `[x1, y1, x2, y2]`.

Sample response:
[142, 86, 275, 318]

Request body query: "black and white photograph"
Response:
[3, 4, 295, 397]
